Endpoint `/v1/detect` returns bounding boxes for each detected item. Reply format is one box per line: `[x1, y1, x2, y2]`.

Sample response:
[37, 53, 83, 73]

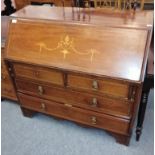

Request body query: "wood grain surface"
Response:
[16, 79, 132, 118]
[5, 18, 149, 82]
[19, 93, 130, 135]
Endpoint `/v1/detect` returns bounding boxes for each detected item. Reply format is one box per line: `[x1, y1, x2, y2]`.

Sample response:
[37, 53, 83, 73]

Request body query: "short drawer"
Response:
[16, 79, 132, 118]
[13, 63, 64, 86]
[68, 74, 130, 99]
[18, 93, 130, 134]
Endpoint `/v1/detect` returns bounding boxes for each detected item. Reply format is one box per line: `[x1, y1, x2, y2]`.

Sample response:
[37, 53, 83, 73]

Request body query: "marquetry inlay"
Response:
[36, 35, 99, 62]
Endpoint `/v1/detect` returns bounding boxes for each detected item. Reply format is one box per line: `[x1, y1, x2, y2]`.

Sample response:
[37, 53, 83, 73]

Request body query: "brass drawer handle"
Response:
[40, 103, 46, 111]
[38, 86, 44, 95]
[91, 116, 97, 125]
[90, 98, 98, 107]
[92, 80, 98, 90]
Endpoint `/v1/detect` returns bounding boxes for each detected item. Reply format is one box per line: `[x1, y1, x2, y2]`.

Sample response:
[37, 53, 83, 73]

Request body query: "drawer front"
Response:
[16, 79, 131, 118]
[68, 74, 130, 99]
[18, 93, 130, 134]
[13, 63, 64, 86]
[1, 73, 17, 100]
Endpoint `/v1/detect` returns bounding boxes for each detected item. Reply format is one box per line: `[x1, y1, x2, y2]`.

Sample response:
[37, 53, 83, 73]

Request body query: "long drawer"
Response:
[13, 63, 64, 86]
[18, 93, 130, 134]
[16, 79, 132, 118]
[68, 74, 131, 99]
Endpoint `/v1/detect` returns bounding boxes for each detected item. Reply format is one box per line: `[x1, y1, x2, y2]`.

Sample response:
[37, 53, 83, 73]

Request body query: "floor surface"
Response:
[1, 89, 154, 155]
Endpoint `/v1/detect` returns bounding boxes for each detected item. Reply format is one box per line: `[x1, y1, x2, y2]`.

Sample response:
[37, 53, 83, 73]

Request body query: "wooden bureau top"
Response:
[5, 6, 153, 83]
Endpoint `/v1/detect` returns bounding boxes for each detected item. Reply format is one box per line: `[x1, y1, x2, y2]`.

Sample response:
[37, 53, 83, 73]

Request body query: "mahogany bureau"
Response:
[4, 6, 153, 145]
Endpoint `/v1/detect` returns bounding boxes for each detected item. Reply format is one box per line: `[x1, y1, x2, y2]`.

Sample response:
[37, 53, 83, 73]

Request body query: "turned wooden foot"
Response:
[136, 91, 149, 141]
[136, 127, 141, 141]
[21, 107, 36, 118]
[108, 131, 131, 146]
[136, 74, 153, 141]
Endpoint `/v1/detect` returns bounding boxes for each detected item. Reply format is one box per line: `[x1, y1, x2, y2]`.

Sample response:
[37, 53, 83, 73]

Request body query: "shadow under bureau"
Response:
[4, 6, 153, 145]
